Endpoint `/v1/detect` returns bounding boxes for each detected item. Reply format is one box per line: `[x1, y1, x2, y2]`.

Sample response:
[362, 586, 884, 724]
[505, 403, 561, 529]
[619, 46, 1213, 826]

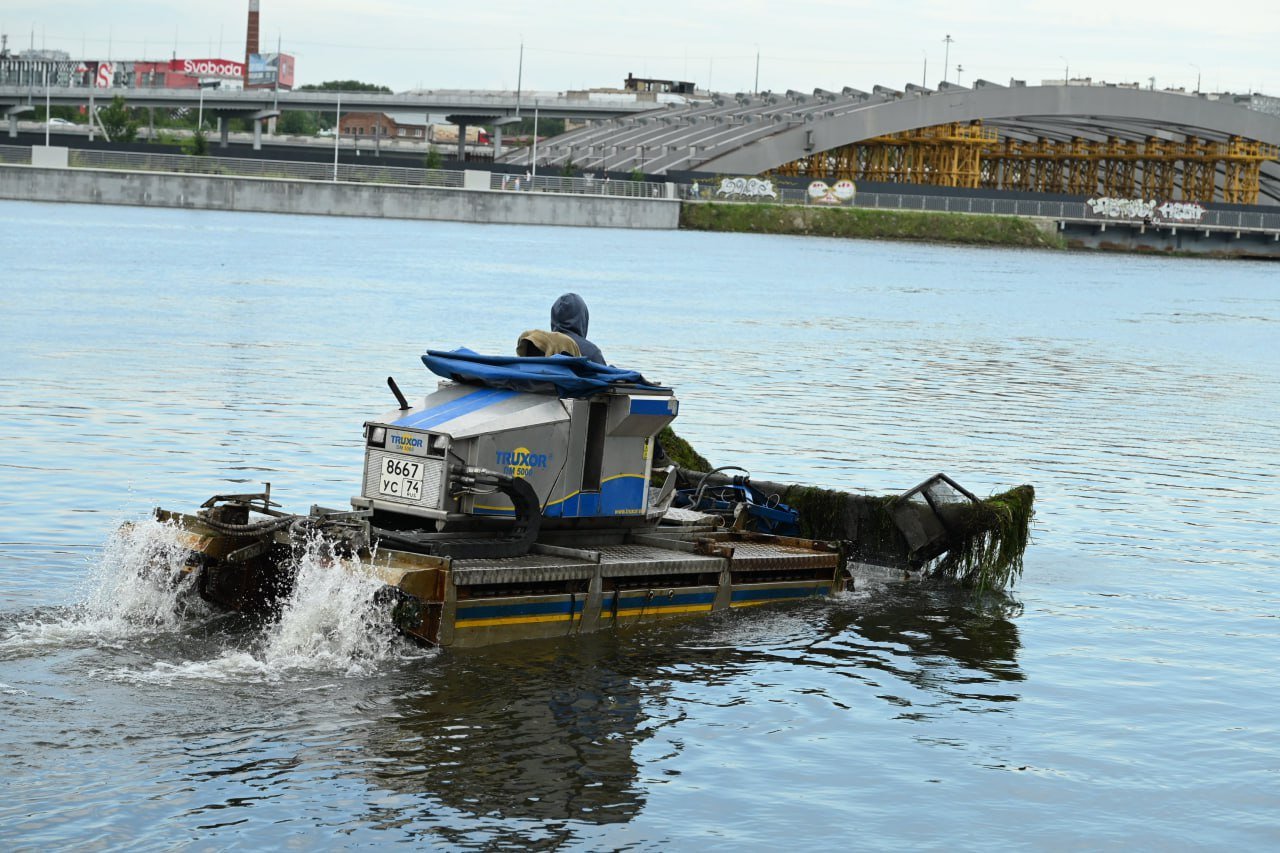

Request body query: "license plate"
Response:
[378, 455, 424, 501]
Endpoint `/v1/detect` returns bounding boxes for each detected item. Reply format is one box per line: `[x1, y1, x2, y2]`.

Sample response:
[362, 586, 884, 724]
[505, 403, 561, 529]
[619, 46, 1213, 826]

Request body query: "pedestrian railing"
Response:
[488, 172, 654, 198]
[691, 184, 1280, 231]
[0, 144, 31, 165]
[62, 148, 464, 189]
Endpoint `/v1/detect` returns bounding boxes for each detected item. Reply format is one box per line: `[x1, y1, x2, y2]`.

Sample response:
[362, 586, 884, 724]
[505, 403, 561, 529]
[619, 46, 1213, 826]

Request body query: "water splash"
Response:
[117, 531, 426, 683]
[79, 516, 206, 634]
[0, 517, 203, 657]
[3, 518, 427, 679]
[258, 533, 411, 676]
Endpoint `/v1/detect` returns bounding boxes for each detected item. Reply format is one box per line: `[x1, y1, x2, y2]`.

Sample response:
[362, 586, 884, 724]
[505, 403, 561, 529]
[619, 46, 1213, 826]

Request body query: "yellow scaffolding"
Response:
[776, 122, 1278, 204]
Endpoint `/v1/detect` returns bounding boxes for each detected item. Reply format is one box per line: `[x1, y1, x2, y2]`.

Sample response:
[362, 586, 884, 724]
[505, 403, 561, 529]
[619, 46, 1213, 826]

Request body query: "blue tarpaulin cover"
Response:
[422, 349, 667, 398]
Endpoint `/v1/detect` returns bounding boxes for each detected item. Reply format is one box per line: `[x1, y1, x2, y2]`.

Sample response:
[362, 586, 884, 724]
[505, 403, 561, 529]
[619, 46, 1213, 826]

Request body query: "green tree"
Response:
[278, 110, 320, 136]
[298, 81, 393, 93]
[424, 147, 444, 170]
[35, 105, 81, 123]
[629, 167, 645, 182]
[98, 96, 138, 143]
[181, 130, 209, 156]
[561, 157, 576, 177]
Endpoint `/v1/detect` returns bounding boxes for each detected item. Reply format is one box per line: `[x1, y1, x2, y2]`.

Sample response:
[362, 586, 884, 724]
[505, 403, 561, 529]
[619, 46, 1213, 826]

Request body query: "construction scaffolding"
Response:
[776, 122, 1279, 205]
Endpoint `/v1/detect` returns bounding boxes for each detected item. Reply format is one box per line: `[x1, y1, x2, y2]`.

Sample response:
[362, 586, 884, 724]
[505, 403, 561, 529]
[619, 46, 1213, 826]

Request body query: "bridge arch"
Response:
[512, 85, 1280, 204]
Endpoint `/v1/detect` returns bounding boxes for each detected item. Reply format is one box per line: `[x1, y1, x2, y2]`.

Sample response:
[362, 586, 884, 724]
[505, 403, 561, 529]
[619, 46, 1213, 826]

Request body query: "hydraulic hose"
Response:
[373, 469, 542, 559]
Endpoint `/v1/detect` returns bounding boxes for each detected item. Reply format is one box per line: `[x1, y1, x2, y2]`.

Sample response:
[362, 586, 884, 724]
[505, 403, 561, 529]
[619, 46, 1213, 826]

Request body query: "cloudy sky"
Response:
[4, 0, 1276, 96]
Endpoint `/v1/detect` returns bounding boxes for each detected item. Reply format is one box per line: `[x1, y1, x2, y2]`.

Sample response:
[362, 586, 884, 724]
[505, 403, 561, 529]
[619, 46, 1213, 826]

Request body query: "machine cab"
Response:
[351, 350, 678, 529]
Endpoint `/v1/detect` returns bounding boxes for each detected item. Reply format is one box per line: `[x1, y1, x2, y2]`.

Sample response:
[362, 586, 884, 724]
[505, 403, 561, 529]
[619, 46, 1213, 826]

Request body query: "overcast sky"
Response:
[4, 0, 1276, 96]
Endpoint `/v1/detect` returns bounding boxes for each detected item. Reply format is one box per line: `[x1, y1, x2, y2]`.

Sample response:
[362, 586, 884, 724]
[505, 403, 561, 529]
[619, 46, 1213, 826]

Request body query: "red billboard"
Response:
[169, 58, 245, 80]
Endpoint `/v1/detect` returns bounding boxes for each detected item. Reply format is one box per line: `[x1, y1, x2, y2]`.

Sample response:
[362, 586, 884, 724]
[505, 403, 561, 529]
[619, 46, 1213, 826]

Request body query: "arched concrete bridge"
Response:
[502, 83, 1280, 204]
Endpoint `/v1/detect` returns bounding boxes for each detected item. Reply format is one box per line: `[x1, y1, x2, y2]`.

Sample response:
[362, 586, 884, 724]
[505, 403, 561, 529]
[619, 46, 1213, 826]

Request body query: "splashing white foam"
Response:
[0, 517, 204, 655]
[258, 533, 409, 676]
[4, 516, 429, 680]
[116, 532, 426, 683]
[79, 516, 206, 633]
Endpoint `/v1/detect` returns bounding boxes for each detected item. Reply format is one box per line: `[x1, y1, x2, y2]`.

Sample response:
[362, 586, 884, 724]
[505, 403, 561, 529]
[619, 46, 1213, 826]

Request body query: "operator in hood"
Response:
[550, 293, 605, 364]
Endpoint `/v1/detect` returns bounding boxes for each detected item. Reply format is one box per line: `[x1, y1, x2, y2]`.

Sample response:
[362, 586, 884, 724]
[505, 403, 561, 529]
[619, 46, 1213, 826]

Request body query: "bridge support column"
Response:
[218, 117, 229, 148]
[456, 120, 468, 162]
[5, 105, 32, 138]
[493, 125, 503, 158]
[248, 109, 279, 153]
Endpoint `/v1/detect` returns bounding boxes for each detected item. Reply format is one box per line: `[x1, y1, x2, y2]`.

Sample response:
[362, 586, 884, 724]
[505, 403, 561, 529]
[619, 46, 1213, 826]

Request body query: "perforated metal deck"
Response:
[451, 535, 837, 586]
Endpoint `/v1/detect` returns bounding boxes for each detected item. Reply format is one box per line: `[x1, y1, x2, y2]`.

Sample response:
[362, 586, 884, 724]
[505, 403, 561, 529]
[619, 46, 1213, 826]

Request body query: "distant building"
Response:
[624, 73, 695, 95]
[339, 111, 424, 139]
[0, 55, 247, 89]
[338, 112, 490, 144]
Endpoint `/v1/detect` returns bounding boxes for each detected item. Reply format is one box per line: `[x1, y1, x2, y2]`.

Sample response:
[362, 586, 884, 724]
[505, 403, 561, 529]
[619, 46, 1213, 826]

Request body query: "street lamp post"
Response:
[333, 93, 341, 181]
[1190, 63, 1201, 94]
[942, 34, 953, 84]
[1060, 56, 1069, 85]
[531, 107, 539, 182]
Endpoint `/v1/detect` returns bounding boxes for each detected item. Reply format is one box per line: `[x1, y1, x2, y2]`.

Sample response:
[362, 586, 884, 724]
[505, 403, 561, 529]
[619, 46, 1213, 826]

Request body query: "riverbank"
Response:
[681, 201, 1067, 249]
[0, 163, 680, 230]
[5, 152, 1277, 256]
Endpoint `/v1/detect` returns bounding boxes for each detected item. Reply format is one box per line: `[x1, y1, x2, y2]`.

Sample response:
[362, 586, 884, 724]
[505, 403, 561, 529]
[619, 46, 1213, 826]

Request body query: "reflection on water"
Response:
[368, 642, 652, 832]
[2, 201, 1278, 847]
[366, 580, 1023, 831]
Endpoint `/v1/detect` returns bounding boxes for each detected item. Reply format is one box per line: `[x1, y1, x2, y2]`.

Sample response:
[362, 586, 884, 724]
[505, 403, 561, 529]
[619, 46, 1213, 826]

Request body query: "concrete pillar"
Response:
[219, 116, 229, 148]
[494, 125, 503, 159]
[456, 121, 467, 162]
[6, 115, 15, 138]
[253, 118, 262, 151]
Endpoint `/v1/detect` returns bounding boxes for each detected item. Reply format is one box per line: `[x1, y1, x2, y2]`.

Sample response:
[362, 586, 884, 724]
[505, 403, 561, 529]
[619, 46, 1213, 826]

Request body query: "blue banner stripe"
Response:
[731, 586, 830, 602]
[456, 598, 584, 620]
[392, 388, 517, 430]
[630, 398, 673, 415]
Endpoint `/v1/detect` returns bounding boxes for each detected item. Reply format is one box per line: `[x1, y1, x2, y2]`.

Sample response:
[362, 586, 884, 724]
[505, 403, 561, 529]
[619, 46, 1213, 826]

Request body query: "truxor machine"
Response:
[156, 350, 848, 648]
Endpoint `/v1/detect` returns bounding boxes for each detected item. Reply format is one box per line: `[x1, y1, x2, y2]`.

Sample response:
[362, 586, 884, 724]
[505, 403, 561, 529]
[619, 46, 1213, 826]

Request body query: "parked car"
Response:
[47, 118, 75, 127]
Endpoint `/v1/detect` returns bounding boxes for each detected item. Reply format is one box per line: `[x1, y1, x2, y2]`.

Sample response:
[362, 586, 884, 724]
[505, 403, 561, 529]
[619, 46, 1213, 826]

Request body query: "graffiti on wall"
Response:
[1155, 201, 1207, 222]
[1087, 197, 1207, 223]
[807, 180, 857, 205]
[716, 177, 777, 199]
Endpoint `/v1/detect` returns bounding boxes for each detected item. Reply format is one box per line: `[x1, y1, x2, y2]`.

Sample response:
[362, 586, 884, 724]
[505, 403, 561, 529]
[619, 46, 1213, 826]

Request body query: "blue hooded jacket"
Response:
[550, 293, 605, 364]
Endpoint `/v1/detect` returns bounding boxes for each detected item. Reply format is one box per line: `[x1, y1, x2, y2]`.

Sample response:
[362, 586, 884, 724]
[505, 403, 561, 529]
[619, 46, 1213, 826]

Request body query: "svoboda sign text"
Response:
[170, 59, 245, 79]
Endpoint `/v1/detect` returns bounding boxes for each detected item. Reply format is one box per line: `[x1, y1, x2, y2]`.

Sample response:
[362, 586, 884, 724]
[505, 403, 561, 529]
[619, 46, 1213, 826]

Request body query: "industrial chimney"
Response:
[245, 0, 260, 86]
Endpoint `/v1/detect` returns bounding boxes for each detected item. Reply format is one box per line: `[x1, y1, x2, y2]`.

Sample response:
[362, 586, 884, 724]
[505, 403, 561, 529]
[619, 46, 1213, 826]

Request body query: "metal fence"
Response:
[0, 144, 31, 165]
[488, 172, 657, 198]
[60, 148, 464, 188]
[695, 185, 1280, 231]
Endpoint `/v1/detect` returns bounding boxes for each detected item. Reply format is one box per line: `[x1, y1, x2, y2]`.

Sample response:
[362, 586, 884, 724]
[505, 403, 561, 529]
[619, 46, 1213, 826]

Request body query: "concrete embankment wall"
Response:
[0, 164, 681, 230]
[1061, 221, 1280, 258]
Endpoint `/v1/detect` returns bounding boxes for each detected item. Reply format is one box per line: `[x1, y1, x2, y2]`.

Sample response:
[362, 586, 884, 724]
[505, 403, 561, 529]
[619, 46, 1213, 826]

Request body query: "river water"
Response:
[1, 200, 1277, 849]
